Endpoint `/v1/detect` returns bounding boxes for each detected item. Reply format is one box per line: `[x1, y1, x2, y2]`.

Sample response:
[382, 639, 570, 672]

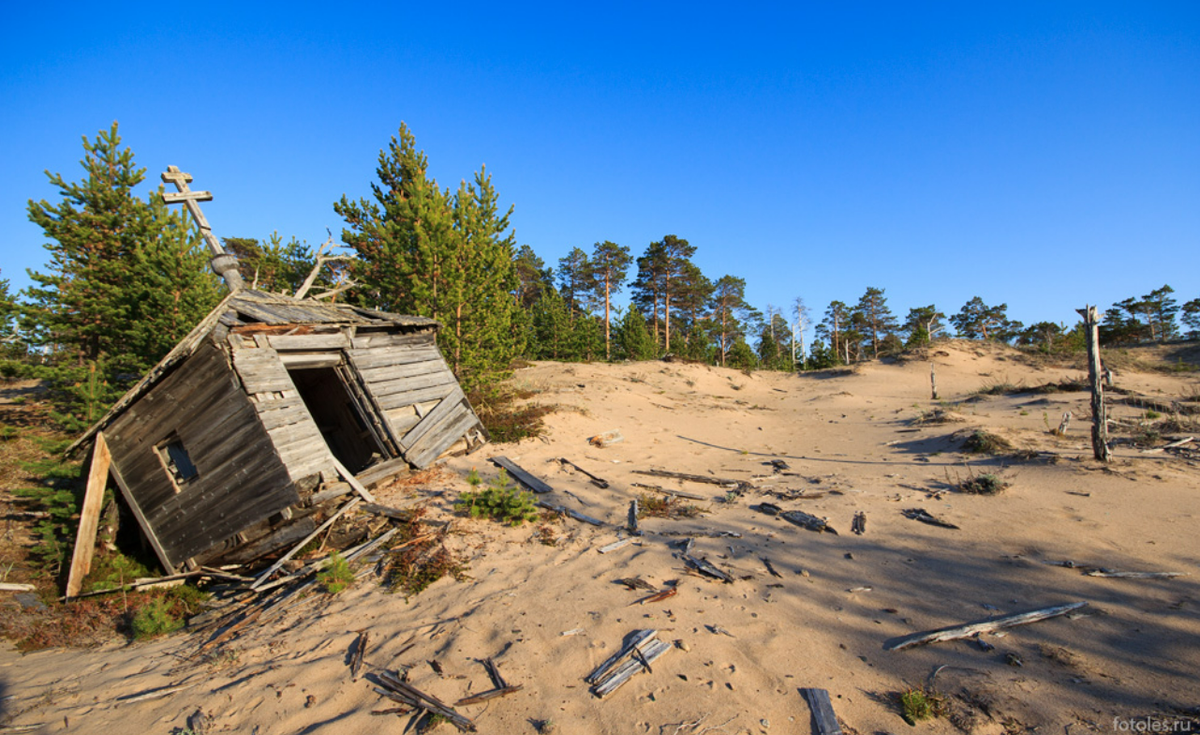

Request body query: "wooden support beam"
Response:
[66, 433, 112, 598]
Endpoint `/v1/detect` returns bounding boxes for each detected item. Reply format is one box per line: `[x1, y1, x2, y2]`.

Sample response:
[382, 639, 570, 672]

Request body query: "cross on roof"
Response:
[161, 165, 245, 290]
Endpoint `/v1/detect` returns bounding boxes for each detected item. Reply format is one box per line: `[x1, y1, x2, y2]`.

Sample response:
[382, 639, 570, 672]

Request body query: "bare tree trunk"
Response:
[604, 273, 612, 361]
[1076, 305, 1111, 462]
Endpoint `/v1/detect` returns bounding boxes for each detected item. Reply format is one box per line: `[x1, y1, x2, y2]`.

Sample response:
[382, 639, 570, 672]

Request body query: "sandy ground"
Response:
[1, 343, 1198, 734]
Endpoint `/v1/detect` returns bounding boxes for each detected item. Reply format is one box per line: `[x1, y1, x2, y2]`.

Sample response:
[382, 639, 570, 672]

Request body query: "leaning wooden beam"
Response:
[1141, 436, 1195, 454]
[330, 455, 377, 503]
[490, 456, 554, 494]
[801, 688, 843, 735]
[66, 432, 113, 598]
[883, 601, 1088, 651]
[250, 498, 362, 590]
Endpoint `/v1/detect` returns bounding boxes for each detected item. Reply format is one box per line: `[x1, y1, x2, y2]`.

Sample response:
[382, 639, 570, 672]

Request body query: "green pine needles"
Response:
[455, 468, 539, 526]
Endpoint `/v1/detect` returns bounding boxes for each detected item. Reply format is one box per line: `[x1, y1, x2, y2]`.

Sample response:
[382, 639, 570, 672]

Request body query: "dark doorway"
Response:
[287, 366, 383, 474]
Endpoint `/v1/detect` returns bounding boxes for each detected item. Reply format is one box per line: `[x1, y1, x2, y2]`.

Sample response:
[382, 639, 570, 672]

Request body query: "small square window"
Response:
[156, 434, 198, 490]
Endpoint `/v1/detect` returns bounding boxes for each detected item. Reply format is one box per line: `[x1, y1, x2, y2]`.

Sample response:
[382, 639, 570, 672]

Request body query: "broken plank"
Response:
[901, 507, 959, 530]
[537, 500, 603, 526]
[801, 688, 843, 735]
[1084, 570, 1186, 579]
[633, 468, 749, 489]
[454, 685, 523, 707]
[330, 455, 376, 503]
[351, 631, 369, 681]
[249, 498, 362, 590]
[557, 458, 609, 488]
[598, 538, 634, 554]
[586, 629, 657, 684]
[883, 601, 1088, 651]
[631, 483, 707, 501]
[490, 456, 554, 494]
[376, 670, 475, 732]
[591, 638, 671, 698]
[682, 553, 734, 583]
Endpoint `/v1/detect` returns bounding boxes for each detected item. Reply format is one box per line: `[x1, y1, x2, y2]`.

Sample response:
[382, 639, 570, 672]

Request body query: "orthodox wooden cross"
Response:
[160, 165, 245, 291]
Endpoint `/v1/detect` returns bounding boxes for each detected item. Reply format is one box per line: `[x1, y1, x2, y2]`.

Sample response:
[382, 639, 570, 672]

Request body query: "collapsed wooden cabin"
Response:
[66, 289, 488, 583]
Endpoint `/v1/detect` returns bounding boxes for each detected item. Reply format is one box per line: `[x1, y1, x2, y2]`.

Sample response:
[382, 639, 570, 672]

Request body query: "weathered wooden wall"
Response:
[348, 330, 487, 468]
[105, 342, 298, 570]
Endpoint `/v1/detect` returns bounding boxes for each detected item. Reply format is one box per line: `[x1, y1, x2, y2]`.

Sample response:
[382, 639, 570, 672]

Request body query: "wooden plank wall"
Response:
[231, 342, 339, 486]
[104, 343, 299, 569]
[348, 330, 487, 468]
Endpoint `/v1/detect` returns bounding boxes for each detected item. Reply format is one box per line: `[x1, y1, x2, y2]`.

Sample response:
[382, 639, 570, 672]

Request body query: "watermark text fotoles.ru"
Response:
[1113, 717, 1194, 733]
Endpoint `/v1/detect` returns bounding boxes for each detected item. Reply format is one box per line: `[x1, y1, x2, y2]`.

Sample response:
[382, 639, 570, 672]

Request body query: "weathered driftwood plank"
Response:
[752, 503, 837, 534]
[683, 553, 734, 583]
[358, 359, 448, 385]
[801, 688, 843, 735]
[586, 629, 657, 684]
[375, 382, 458, 410]
[538, 500, 603, 526]
[375, 670, 476, 732]
[1084, 570, 1186, 579]
[355, 456, 411, 489]
[66, 432, 113, 598]
[370, 371, 459, 401]
[232, 347, 295, 394]
[901, 507, 959, 530]
[633, 469, 748, 489]
[558, 458, 610, 488]
[883, 601, 1088, 651]
[598, 538, 635, 554]
[631, 482, 707, 501]
[1141, 436, 1195, 454]
[346, 345, 441, 369]
[586, 630, 671, 699]
[491, 456, 554, 494]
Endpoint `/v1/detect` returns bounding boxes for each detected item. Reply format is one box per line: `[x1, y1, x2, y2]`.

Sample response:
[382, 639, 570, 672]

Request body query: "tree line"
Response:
[4, 123, 1199, 428]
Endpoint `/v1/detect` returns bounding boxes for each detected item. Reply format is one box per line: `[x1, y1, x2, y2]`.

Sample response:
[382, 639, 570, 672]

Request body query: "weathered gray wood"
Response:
[538, 500, 604, 526]
[368, 370, 458, 400]
[586, 629, 671, 698]
[232, 347, 295, 394]
[278, 352, 343, 369]
[376, 670, 476, 732]
[250, 498, 362, 590]
[930, 362, 938, 401]
[266, 333, 349, 351]
[329, 455, 377, 503]
[1076, 305, 1111, 462]
[350, 330, 436, 349]
[586, 629, 657, 684]
[558, 458, 609, 488]
[376, 383, 458, 411]
[489, 456, 554, 494]
[631, 483, 707, 501]
[1084, 570, 1186, 579]
[801, 688, 842, 735]
[346, 346, 441, 369]
[883, 601, 1088, 651]
[408, 410, 478, 468]
[682, 553, 734, 583]
[633, 469, 749, 490]
[107, 454, 176, 574]
[219, 517, 317, 565]
[355, 456, 412, 489]
[66, 432, 112, 598]
[401, 389, 466, 450]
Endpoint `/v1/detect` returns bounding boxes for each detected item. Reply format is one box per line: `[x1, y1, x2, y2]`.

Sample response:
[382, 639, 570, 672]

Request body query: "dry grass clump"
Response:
[467, 385, 556, 444]
[381, 506, 468, 600]
[961, 429, 1014, 454]
[959, 473, 1009, 495]
[912, 407, 966, 425]
[637, 494, 707, 520]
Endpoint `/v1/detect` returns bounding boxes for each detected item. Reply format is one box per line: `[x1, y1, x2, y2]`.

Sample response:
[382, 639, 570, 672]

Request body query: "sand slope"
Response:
[2, 343, 1197, 734]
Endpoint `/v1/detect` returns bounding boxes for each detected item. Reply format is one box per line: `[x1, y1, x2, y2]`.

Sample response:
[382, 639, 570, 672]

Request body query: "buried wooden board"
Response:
[883, 601, 1088, 651]
[489, 456, 554, 494]
[65, 432, 113, 598]
[408, 409, 479, 468]
[400, 389, 467, 451]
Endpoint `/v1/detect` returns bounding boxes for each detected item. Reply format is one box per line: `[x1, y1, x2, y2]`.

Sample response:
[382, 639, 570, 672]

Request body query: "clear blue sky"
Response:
[2, 2, 1197, 334]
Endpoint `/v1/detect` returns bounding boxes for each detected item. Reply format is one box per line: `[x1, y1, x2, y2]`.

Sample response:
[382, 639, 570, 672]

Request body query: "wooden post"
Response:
[930, 362, 938, 400]
[66, 433, 112, 598]
[1076, 306, 1111, 462]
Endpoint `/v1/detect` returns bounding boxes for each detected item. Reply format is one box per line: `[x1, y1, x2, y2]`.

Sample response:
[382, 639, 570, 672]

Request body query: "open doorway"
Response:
[287, 366, 385, 474]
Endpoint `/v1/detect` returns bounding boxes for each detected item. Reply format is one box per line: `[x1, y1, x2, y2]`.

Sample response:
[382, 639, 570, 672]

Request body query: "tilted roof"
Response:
[66, 290, 439, 454]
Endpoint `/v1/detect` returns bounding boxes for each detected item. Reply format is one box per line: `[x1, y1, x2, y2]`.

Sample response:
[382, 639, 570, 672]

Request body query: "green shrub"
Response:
[899, 686, 946, 724]
[455, 469, 539, 526]
[131, 597, 183, 639]
[317, 551, 354, 594]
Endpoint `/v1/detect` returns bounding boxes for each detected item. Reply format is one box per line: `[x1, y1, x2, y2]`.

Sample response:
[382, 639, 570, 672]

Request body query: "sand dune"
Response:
[2, 342, 1197, 734]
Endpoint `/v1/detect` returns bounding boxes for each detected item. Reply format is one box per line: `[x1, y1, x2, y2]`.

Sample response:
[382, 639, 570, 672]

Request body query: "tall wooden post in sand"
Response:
[1076, 305, 1111, 462]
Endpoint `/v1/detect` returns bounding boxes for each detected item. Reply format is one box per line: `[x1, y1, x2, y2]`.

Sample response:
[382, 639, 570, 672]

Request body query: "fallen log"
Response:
[901, 507, 959, 530]
[883, 601, 1088, 651]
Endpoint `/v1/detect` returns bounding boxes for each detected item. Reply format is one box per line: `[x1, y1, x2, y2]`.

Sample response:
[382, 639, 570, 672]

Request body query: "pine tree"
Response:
[514, 244, 552, 309]
[1182, 298, 1200, 339]
[630, 241, 669, 352]
[708, 275, 754, 366]
[335, 124, 519, 391]
[816, 301, 851, 364]
[557, 247, 594, 317]
[24, 123, 221, 428]
[658, 234, 698, 352]
[855, 287, 898, 359]
[950, 297, 1020, 341]
[902, 305, 945, 347]
[614, 305, 657, 361]
[589, 241, 632, 361]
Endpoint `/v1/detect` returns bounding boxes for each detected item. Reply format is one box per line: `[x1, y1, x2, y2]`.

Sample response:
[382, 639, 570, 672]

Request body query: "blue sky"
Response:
[2, 2, 1197, 335]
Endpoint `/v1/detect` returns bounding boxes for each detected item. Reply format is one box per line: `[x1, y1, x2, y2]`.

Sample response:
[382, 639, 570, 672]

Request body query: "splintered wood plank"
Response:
[400, 389, 466, 450]
[66, 433, 113, 598]
[350, 331, 437, 349]
[883, 602, 1088, 651]
[367, 370, 458, 400]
